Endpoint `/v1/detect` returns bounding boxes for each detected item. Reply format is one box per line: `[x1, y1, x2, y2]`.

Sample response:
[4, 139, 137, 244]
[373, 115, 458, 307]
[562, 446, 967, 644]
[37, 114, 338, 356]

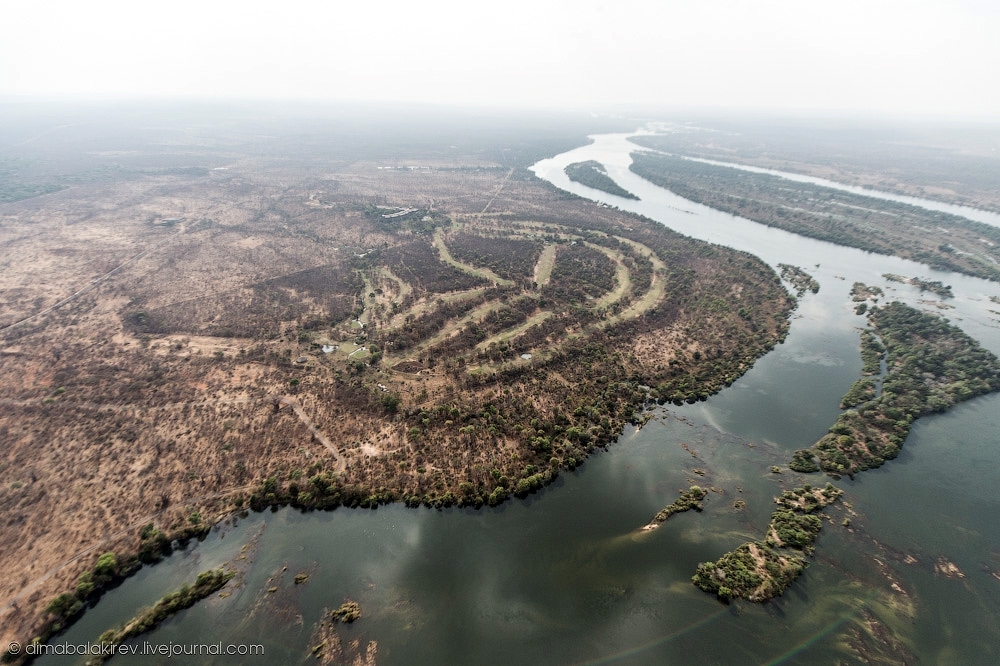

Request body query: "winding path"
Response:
[279, 396, 346, 472]
[481, 168, 514, 214]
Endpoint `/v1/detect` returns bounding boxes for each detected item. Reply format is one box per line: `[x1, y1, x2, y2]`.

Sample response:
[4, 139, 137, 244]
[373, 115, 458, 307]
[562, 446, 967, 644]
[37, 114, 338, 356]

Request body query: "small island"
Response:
[697, 299, 1000, 604]
[792, 302, 1000, 477]
[309, 601, 372, 665]
[882, 273, 953, 298]
[850, 282, 884, 302]
[850, 282, 884, 314]
[642, 486, 707, 530]
[86, 569, 234, 665]
[692, 484, 842, 602]
[778, 264, 820, 297]
[565, 160, 639, 200]
[331, 600, 362, 623]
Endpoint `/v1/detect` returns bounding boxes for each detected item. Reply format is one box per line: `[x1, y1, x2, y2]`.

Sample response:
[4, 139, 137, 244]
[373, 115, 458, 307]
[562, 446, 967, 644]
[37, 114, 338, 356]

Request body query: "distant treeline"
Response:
[629, 152, 1000, 282]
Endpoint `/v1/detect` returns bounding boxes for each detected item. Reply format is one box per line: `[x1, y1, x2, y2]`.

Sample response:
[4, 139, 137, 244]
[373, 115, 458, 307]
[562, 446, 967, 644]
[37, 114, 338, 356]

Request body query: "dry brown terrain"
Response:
[0, 147, 792, 648]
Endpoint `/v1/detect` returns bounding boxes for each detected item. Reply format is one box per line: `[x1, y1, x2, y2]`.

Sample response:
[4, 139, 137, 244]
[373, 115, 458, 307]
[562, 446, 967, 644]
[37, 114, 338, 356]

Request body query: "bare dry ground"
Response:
[0, 138, 793, 648]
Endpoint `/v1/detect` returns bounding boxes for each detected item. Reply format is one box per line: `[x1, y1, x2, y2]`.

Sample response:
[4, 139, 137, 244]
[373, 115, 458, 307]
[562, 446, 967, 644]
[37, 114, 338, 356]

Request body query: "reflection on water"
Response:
[39, 133, 1000, 665]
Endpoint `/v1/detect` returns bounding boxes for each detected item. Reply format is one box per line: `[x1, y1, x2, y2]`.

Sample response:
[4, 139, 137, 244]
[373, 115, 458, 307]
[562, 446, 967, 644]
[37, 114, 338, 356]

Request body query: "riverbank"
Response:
[0, 155, 794, 655]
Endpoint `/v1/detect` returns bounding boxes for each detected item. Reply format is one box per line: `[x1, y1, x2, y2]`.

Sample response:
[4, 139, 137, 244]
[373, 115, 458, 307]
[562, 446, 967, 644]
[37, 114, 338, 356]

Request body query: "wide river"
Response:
[41, 133, 1000, 665]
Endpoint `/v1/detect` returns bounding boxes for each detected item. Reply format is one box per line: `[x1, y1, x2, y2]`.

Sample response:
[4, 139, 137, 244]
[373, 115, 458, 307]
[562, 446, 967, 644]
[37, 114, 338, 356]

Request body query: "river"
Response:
[39, 132, 1000, 665]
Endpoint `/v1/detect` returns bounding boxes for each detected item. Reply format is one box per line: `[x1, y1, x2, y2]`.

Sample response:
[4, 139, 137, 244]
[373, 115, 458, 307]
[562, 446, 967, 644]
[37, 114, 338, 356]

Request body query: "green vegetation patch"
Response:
[778, 264, 820, 297]
[840, 377, 877, 409]
[0, 158, 67, 203]
[859, 330, 886, 375]
[799, 302, 1000, 476]
[331, 600, 361, 623]
[649, 485, 707, 525]
[882, 273, 953, 298]
[693, 484, 841, 602]
[692, 542, 806, 603]
[789, 449, 820, 473]
[0, 181, 65, 203]
[87, 569, 233, 664]
[564, 160, 639, 200]
[767, 510, 823, 549]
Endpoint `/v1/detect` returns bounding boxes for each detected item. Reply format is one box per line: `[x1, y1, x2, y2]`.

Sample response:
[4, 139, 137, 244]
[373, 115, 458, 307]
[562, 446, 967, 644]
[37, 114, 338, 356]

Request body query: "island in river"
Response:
[692, 298, 1000, 604]
[692, 484, 843, 602]
[564, 160, 639, 200]
[628, 150, 1000, 282]
[792, 300, 1000, 476]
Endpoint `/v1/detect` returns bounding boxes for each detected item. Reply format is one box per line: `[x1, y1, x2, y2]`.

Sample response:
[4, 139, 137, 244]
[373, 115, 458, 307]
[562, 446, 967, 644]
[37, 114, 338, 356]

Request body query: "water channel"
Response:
[39, 132, 1000, 665]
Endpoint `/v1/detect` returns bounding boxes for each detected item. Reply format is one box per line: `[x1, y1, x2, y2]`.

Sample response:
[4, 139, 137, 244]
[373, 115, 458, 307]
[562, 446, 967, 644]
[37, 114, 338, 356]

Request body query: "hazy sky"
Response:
[3, 0, 999, 119]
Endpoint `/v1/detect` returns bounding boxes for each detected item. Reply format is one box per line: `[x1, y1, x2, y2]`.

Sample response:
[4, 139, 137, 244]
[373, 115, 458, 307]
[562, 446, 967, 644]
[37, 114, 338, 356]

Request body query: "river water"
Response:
[40, 133, 1000, 665]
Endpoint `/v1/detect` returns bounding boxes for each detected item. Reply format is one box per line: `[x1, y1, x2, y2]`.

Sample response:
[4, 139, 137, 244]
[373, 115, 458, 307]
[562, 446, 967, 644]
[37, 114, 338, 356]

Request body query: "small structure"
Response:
[296, 356, 308, 364]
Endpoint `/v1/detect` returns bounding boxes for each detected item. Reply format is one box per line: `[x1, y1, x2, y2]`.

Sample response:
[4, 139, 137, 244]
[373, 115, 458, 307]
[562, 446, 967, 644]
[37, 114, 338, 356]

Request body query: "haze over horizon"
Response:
[3, 0, 999, 121]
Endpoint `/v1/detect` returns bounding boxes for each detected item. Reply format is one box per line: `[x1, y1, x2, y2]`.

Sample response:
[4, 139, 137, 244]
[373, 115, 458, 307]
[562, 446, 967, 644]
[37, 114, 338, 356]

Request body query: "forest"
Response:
[629, 152, 1000, 282]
